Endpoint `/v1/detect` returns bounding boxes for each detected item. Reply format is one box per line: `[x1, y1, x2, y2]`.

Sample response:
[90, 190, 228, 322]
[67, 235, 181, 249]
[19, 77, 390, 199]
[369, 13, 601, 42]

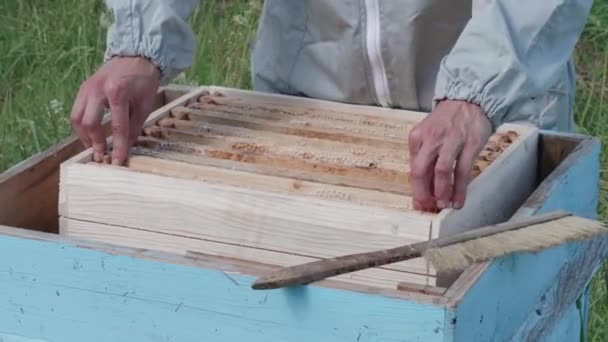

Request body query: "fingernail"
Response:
[437, 200, 447, 209]
[112, 158, 122, 166]
[453, 202, 463, 209]
[93, 152, 102, 162]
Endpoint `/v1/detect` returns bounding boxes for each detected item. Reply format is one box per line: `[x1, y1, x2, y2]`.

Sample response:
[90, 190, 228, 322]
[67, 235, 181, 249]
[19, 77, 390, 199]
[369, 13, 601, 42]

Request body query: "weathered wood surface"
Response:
[0, 224, 447, 342]
[444, 135, 602, 341]
[0, 135, 87, 233]
[510, 235, 608, 341]
[62, 217, 432, 289]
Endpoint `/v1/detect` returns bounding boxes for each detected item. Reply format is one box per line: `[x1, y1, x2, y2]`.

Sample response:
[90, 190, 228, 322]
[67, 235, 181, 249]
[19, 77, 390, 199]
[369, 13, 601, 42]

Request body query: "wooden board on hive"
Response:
[58, 86, 539, 289]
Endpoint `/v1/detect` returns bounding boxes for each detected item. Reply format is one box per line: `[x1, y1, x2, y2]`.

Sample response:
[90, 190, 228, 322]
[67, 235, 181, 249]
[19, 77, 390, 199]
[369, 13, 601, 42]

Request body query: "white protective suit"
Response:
[100, 1, 594, 339]
[103, 0, 592, 132]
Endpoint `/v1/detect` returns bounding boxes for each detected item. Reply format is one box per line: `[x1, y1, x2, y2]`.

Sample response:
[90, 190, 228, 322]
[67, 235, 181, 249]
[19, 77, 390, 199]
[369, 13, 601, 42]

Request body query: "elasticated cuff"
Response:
[104, 36, 174, 85]
[102, 1, 197, 86]
[433, 65, 508, 132]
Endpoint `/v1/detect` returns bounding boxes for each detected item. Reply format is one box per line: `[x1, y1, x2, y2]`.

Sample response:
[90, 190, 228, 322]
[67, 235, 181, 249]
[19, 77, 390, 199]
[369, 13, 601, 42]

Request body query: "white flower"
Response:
[50, 99, 63, 115]
[232, 14, 246, 26]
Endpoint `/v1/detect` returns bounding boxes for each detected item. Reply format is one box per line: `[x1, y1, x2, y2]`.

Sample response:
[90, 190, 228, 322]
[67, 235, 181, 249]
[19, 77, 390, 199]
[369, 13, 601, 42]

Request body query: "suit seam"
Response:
[286, 9, 311, 95]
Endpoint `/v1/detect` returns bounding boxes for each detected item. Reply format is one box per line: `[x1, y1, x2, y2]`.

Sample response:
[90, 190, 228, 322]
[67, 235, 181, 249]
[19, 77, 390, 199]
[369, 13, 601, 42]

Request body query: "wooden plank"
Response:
[0, 135, 87, 233]
[0, 225, 447, 342]
[62, 217, 433, 289]
[203, 85, 430, 122]
[130, 145, 411, 195]
[396, 282, 447, 296]
[150, 115, 409, 166]
[537, 132, 581, 183]
[162, 109, 405, 149]
[442, 135, 601, 341]
[522, 134, 600, 218]
[132, 138, 411, 195]
[0, 223, 443, 304]
[122, 155, 414, 211]
[510, 235, 608, 340]
[180, 104, 413, 141]
[161, 84, 198, 103]
[60, 162, 433, 276]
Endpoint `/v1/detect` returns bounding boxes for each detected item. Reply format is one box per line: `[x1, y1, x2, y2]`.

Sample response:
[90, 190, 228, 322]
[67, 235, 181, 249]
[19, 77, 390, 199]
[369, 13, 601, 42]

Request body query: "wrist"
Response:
[106, 56, 161, 82]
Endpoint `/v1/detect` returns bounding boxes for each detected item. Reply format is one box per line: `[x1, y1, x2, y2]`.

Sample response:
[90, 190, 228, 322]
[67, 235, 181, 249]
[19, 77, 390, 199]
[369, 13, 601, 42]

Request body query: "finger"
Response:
[410, 140, 440, 211]
[81, 95, 108, 162]
[69, 86, 91, 148]
[452, 143, 479, 209]
[408, 126, 423, 163]
[106, 81, 131, 166]
[128, 99, 154, 147]
[433, 137, 465, 209]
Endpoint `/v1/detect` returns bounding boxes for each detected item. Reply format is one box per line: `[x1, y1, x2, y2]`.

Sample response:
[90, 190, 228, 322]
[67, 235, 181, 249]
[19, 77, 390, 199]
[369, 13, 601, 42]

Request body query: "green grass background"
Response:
[1, 0, 607, 338]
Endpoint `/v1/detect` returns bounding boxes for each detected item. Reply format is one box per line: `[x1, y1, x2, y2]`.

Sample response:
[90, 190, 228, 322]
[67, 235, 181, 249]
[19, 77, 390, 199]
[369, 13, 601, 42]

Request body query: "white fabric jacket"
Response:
[103, 0, 593, 132]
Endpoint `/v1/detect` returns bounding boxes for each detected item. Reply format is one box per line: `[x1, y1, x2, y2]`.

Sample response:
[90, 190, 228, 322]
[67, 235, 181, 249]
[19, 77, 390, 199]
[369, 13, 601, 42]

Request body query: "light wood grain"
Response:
[130, 144, 412, 195]
[203, 85, 429, 122]
[62, 217, 434, 289]
[166, 107, 405, 149]
[133, 136, 411, 194]
[180, 104, 414, 141]
[60, 163, 433, 276]
[152, 116, 410, 165]
[123, 155, 415, 211]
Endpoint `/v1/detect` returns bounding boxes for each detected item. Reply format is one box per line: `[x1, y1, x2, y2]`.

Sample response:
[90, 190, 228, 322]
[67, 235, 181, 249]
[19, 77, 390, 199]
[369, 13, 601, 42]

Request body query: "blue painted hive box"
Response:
[0, 84, 605, 341]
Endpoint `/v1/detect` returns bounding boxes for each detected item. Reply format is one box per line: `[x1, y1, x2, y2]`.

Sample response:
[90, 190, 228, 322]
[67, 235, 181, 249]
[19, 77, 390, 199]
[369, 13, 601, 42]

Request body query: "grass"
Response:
[1, 0, 608, 338]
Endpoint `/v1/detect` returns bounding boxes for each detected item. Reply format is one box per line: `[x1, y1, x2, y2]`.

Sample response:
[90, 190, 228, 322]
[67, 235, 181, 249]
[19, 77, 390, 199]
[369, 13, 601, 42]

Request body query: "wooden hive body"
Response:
[59, 86, 538, 289]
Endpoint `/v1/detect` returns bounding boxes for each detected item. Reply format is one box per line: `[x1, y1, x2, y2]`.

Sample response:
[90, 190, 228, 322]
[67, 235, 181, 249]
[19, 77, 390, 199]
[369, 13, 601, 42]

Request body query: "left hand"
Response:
[408, 100, 492, 212]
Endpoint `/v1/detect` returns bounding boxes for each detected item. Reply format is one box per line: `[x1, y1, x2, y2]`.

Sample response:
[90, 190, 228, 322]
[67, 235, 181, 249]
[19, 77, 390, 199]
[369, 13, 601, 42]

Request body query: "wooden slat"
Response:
[183, 104, 413, 141]
[142, 127, 407, 172]
[203, 85, 430, 122]
[133, 137, 411, 195]
[0, 135, 87, 233]
[510, 235, 608, 340]
[167, 107, 405, 148]
[62, 217, 434, 289]
[152, 117, 410, 165]
[60, 162, 433, 276]
[130, 145, 407, 195]
[122, 155, 414, 211]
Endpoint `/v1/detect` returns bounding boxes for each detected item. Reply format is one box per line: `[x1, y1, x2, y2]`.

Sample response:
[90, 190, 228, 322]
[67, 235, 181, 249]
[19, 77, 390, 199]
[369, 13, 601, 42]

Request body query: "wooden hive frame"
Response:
[58, 86, 539, 289]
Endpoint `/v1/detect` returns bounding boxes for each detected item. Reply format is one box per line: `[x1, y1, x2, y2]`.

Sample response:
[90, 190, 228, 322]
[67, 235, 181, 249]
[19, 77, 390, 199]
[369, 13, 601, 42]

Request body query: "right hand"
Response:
[70, 56, 161, 165]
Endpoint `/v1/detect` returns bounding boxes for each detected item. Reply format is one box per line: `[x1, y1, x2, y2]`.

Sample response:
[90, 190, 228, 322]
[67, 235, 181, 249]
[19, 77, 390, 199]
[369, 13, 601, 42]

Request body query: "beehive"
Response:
[59, 86, 538, 288]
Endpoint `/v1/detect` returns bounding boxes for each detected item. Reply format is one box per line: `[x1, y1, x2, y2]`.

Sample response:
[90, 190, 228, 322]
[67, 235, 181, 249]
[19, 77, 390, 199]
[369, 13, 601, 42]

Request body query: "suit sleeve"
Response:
[433, 0, 592, 129]
[103, 0, 199, 85]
